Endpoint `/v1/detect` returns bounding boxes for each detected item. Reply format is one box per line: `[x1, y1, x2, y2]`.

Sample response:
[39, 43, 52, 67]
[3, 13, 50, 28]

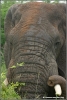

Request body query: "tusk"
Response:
[3, 78, 8, 86]
[54, 84, 62, 96]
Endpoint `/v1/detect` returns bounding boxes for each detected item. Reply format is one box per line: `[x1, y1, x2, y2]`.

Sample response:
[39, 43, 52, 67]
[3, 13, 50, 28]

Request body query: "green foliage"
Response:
[1, 63, 23, 100]
[54, 0, 59, 3]
[10, 65, 16, 69]
[1, 83, 21, 100]
[11, 82, 25, 87]
[10, 62, 25, 68]
[42, 0, 59, 3]
[45, 0, 51, 3]
[17, 62, 25, 66]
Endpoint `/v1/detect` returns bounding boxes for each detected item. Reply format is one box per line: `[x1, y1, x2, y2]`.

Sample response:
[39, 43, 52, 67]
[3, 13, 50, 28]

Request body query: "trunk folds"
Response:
[9, 36, 58, 98]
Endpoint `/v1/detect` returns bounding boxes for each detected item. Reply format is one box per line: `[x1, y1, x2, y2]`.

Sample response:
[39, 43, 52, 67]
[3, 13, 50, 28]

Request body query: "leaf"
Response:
[2, 83, 7, 91]
[17, 62, 24, 66]
[10, 65, 16, 68]
[1, 72, 6, 78]
[20, 83, 25, 86]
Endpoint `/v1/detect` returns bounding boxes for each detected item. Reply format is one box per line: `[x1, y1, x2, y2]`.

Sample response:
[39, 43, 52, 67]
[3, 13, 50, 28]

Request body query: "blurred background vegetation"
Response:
[0, 0, 66, 99]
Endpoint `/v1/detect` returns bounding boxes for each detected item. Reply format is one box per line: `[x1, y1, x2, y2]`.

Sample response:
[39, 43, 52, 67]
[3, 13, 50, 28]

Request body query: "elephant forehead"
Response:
[10, 4, 42, 36]
[10, 2, 65, 41]
[14, 3, 43, 26]
[11, 24, 58, 45]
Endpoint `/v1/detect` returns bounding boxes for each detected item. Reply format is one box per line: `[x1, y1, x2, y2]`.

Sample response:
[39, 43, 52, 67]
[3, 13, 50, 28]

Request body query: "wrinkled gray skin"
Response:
[4, 2, 66, 99]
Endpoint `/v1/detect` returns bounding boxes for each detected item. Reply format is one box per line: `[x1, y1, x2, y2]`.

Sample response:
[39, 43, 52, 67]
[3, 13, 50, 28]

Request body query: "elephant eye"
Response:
[54, 41, 61, 50]
[55, 41, 61, 47]
[54, 41, 61, 56]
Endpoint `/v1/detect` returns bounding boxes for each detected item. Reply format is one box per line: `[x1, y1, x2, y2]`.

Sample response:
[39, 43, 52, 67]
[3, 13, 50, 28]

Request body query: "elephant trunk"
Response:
[7, 37, 58, 98]
[7, 55, 58, 98]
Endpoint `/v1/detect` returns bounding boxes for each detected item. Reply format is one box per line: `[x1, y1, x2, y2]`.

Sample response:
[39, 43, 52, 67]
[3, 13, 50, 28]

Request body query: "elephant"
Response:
[4, 2, 66, 99]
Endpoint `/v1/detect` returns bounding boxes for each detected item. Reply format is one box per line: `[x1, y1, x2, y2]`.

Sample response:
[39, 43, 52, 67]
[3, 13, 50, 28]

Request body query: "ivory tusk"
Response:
[3, 78, 8, 86]
[54, 84, 62, 96]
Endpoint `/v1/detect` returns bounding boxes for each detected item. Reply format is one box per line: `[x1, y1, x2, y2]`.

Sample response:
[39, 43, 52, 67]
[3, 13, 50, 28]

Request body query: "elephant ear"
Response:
[57, 42, 66, 79]
[4, 4, 21, 38]
[56, 4, 66, 79]
[4, 4, 21, 68]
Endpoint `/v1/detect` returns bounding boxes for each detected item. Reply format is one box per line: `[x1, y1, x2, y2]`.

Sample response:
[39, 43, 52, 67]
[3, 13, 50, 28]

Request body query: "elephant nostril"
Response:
[47, 80, 54, 87]
[50, 81, 53, 85]
[55, 41, 61, 47]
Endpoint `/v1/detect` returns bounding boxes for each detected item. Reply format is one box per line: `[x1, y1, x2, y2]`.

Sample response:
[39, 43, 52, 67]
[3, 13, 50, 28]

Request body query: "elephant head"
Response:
[4, 2, 66, 99]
